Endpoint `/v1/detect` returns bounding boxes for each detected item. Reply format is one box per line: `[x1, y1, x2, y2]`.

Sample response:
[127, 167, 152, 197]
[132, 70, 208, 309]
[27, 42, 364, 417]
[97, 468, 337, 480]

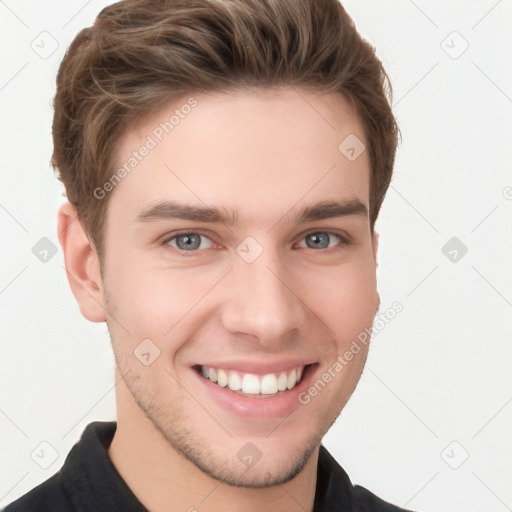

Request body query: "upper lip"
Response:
[194, 359, 317, 375]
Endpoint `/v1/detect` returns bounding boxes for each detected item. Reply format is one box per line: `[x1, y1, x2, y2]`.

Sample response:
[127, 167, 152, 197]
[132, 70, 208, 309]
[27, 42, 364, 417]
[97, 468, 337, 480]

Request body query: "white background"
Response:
[1, 1, 511, 511]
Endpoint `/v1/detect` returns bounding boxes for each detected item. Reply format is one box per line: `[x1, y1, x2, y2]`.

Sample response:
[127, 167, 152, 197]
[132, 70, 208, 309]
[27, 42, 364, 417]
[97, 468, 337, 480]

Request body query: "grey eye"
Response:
[303, 232, 339, 249]
[164, 232, 216, 254]
[174, 234, 202, 251]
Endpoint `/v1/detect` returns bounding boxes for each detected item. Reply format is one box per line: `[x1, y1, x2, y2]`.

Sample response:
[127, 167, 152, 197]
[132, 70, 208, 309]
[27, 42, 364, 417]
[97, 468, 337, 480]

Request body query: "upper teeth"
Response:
[201, 365, 304, 395]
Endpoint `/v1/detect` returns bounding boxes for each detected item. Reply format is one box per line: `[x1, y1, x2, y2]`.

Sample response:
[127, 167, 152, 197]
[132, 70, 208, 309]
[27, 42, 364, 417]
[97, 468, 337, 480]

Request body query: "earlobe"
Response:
[57, 202, 107, 323]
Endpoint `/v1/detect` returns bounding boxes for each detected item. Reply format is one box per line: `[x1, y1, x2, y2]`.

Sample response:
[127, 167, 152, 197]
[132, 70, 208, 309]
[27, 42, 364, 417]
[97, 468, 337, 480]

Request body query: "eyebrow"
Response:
[133, 198, 368, 225]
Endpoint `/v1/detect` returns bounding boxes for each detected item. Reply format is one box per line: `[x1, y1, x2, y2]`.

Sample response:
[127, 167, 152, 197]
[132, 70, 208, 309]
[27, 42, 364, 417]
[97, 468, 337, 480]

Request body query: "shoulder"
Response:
[2, 472, 75, 512]
[354, 485, 414, 512]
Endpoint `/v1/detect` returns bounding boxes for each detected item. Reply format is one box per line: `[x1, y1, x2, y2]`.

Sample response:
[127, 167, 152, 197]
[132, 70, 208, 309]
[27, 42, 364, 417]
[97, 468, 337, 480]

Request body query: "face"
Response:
[98, 86, 379, 487]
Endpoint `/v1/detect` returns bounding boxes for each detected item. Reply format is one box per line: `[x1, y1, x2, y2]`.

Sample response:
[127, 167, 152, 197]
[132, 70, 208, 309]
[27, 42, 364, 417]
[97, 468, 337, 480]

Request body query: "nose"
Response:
[220, 248, 306, 347]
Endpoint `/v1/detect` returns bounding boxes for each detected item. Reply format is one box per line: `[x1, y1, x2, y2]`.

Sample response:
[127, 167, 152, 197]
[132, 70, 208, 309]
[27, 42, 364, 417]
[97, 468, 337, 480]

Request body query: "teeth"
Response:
[242, 374, 260, 394]
[217, 369, 228, 387]
[200, 365, 306, 395]
[287, 369, 297, 389]
[261, 373, 278, 394]
[277, 372, 288, 391]
[228, 370, 242, 391]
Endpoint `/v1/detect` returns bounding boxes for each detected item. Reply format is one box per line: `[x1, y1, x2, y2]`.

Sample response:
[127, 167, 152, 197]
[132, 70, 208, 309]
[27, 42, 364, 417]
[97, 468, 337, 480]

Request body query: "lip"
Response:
[192, 362, 319, 420]
[194, 358, 316, 375]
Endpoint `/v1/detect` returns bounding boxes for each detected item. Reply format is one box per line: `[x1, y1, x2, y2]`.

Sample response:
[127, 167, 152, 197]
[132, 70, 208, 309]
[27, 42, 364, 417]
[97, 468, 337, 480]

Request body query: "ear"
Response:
[57, 202, 107, 323]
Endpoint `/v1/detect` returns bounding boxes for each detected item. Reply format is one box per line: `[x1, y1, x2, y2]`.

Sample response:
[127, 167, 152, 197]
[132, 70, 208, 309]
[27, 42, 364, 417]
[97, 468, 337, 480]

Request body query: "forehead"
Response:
[109, 86, 370, 225]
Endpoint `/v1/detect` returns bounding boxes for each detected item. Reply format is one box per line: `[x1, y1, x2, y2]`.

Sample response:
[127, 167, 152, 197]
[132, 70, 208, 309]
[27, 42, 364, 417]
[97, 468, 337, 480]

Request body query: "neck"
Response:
[108, 375, 319, 512]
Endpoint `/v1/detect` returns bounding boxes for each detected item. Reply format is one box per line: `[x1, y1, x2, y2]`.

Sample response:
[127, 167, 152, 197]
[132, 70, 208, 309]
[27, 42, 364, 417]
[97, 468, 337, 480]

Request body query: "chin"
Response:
[176, 433, 322, 489]
[137, 396, 325, 489]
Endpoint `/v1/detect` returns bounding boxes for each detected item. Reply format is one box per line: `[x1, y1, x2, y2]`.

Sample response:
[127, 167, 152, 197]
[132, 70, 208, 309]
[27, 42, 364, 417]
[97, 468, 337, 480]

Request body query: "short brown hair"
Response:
[52, 0, 399, 262]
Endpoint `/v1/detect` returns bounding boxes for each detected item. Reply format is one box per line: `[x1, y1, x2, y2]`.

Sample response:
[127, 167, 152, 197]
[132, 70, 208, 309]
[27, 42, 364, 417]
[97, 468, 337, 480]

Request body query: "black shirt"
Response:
[3, 421, 412, 511]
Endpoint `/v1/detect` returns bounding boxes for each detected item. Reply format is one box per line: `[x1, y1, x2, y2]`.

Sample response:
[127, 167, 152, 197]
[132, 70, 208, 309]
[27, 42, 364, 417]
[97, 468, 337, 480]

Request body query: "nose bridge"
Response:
[221, 245, 303, 343]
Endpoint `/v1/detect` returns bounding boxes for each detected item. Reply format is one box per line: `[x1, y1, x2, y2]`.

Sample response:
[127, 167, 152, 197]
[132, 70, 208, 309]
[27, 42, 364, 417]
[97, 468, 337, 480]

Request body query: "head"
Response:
[56, 0, 398, 488]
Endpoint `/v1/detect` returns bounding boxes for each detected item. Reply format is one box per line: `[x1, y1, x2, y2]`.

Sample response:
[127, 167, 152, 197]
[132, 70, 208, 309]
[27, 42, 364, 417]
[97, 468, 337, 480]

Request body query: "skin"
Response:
[58, 86, 380, 512]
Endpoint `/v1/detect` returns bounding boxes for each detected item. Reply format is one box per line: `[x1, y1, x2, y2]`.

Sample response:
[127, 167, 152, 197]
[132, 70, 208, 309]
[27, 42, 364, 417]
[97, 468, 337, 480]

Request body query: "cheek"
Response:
[105, 262, 221, 340]
[309, 260, 377, 343]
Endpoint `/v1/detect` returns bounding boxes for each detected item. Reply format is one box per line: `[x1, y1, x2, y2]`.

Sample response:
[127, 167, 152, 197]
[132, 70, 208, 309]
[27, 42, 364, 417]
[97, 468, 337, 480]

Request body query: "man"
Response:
[4, 0, 407, 510]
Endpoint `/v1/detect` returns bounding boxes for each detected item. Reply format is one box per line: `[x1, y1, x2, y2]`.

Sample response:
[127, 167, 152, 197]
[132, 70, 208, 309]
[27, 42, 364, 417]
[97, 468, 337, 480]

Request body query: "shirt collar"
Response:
[61, 421, 147, 511]
[314, 443, 359, 511]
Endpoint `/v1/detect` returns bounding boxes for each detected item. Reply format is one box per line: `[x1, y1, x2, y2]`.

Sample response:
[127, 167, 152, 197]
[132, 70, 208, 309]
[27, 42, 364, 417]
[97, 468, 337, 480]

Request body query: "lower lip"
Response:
[193, 364, 318, 420]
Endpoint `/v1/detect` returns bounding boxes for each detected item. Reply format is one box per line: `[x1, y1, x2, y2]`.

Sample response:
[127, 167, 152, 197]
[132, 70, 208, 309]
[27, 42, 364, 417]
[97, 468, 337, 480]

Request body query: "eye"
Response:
[163, 232, 215, 253]
[297, 231, 345, 250]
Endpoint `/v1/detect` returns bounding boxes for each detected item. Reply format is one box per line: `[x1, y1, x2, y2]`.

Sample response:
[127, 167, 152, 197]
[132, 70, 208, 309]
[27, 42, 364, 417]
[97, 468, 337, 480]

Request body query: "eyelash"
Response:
[160, 230, 349, 257]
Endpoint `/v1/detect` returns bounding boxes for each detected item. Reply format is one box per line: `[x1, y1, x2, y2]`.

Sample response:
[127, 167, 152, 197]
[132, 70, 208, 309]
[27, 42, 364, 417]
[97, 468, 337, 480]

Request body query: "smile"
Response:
[199, 365, 305, 396]
[192, 361, 318, 419]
